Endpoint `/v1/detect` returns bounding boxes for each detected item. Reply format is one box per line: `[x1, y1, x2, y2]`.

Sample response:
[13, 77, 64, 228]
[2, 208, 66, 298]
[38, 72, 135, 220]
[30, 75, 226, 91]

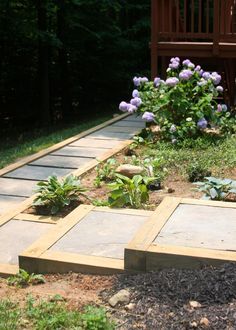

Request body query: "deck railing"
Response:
[152, 0, 236, 42]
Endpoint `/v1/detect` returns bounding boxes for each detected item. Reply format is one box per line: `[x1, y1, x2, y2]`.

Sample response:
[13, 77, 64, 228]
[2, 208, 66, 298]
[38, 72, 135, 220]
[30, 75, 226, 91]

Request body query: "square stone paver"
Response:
[154, 204, 236, 251]
[111, 120, 146, 128]
[4, 165, 72, 181]
[52, 146, 109, 158]
[87, 130, 134, 140]
[0, 195, 25, 215]
[49, 210, 148, 259]
[0, 177, 38, 197]
[0, 220, 54, 264]
[69, 138, 121, 149]
[30, 155, 90, 169]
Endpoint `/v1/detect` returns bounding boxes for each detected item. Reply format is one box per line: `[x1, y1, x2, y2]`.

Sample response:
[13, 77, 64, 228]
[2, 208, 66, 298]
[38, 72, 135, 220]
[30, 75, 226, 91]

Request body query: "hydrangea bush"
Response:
[119, 58, 230, 142]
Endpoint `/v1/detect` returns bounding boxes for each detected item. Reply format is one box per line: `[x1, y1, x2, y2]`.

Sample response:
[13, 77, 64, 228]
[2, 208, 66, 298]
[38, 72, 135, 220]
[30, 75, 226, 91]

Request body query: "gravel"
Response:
[103, 263, 236, 329]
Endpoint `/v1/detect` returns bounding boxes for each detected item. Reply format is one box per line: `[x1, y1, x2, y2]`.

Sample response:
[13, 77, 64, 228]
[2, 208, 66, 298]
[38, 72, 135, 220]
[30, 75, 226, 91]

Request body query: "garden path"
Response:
[0, 114, 145, 216]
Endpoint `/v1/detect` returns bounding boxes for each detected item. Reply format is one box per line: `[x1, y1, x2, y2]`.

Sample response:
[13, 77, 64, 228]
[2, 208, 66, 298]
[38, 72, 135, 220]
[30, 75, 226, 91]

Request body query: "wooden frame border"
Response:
[125, 197, 236, 271]
[19, 205, 150, 274]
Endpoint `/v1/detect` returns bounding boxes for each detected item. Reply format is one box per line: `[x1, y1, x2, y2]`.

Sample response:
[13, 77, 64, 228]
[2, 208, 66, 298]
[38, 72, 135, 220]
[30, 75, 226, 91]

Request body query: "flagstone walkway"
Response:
[0, 114, 145, 216]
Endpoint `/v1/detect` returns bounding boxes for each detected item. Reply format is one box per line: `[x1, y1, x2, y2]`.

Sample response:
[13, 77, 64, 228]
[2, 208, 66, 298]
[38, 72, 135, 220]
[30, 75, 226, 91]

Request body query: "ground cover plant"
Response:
[33, 175, 87, 215]
[7, 269, 45, 288]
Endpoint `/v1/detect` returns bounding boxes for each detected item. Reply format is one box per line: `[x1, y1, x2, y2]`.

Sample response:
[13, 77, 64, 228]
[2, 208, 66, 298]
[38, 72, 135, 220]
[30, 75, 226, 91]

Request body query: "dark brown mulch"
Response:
[102, 263, 236, 330]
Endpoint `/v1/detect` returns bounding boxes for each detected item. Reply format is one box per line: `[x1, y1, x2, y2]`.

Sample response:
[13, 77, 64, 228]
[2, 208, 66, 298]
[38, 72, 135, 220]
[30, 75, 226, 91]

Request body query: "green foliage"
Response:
[186, 161, 211, 182]
[7, 269, 45, 288]
[193, 177, 236, 201]
[94, 158, 117, 187]
[33, 174, 87, 214]
[108, 174, 152, 208]
[0, 296, 115, 330]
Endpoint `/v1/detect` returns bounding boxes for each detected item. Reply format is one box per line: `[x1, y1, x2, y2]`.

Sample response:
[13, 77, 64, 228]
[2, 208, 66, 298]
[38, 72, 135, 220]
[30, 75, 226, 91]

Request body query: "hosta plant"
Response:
[119, 58, 230, 142]
[194, 177, 236, 201]
[94, 158, 117, 187]
[108, 174, 154, 208]
[33, 174, 87, 214]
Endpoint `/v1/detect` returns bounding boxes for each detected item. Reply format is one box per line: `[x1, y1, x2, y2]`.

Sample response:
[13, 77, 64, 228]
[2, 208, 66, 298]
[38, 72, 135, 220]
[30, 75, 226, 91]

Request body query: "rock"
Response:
[190, 321, 198, 328]
[125, 303, 135, 311]
[116, 164, 144, 178]
[147, 308, 153, 315]
[167, 187, 175, 193]
[200, 317, 210, 327]
[109, 289, 130, 307]
[189, 300, 202, 308]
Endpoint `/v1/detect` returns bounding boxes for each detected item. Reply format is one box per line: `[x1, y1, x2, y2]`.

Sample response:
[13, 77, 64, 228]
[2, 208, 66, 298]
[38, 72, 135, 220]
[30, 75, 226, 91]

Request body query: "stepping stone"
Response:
[154, 204, 236, 251]
[0, 195, 25, 215]
[4, 165, 71, 181]
[69, 138, 121, 149]
[30, 155, 90, 169]
[50, 210, 148, 259]
[0, 220, 53, 264]
[122, 115, 143, 122]
[111, 120, 146, 128]
[52, 146, 108, 158]
[101, 126, 140, 133]
[88, 130, 134, 140]
[0, 177, 38, 197]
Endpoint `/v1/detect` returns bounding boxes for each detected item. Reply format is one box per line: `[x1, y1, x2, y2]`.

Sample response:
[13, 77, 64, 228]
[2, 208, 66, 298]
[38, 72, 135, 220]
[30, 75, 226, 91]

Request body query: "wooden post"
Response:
[213, 0, 220, 56]
[151, 0, 158, 79]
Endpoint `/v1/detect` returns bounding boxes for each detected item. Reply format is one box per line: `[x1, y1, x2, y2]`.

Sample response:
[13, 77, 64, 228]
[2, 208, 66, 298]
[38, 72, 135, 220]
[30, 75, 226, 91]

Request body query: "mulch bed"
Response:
[102, 263, 236, 329]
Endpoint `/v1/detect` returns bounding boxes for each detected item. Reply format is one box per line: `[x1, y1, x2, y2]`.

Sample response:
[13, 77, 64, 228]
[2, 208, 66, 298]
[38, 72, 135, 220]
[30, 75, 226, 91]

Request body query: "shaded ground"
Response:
[0, 264, 236, 329]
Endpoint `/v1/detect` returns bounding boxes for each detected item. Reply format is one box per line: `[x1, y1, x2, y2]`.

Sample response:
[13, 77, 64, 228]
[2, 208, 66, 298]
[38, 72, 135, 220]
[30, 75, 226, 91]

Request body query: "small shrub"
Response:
[81, 306, 115, 330]
[186, 162, 211, 182]
[108, 174, 153, 208]
[7, 269, 45, 287]
[194, 177, 236, 200]
[33, 174, 87, 214]
[94, 158, 117, 187]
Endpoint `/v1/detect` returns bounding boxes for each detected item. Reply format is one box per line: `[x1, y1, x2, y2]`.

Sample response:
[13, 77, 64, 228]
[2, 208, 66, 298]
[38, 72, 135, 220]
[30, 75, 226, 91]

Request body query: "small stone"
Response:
[189, 300, 202, 308]
[125, 303, 135, 311]
[147, 308, 153, 315]
[200, 317, 210, 327]
[116, 164, 144, 178]
[109, 289, 130, 307]
[167, 187, 175, 193]
[190, 321, 198, 328]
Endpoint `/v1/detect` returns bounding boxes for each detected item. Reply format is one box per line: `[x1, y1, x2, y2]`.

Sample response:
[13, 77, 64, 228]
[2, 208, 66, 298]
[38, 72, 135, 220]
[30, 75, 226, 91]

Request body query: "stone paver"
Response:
[88, 130, 134, 140]
[101, 126, 140, 133]
[52, 146, 109, 158]
[50, 210, 148, 259]
[154, 204, 236, 251]
[111, 120, 146, 128]
[0, 195, 25, 215]
[30, 155, 90, 169]
[4, 165, 71, 181]
[0, 177, 38, 197]
[0, 220, 53, 264]
[69, 138, 121, 149]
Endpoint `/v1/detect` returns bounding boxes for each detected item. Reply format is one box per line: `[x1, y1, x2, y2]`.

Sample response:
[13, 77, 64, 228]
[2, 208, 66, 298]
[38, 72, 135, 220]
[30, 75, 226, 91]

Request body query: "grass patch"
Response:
[140, 135, 236, 178]
[0, 114, 113, 169]
[0, 297, 115, 330]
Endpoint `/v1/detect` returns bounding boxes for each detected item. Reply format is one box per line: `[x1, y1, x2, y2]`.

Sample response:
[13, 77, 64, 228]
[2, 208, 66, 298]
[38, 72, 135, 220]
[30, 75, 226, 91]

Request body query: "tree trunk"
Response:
[37, 0, 51, 125]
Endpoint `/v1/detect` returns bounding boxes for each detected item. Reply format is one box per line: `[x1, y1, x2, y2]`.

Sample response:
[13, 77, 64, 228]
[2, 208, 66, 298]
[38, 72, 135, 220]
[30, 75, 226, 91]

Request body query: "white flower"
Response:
[186, 117, 192, 122]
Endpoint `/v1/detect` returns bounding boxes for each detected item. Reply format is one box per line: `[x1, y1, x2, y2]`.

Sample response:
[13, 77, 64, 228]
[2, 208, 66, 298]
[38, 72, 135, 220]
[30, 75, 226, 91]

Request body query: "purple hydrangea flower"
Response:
[130, 97, 142, 107]
[154, 77, 161, 87]
[119, 101, 129, 112]
[216, 104, 222, 112]
[194, 65, 201, 72]
[132, 89, 139, 98]
[169, 61, 179, 69]
[182, 59, 191, 66]
[142, 111, 155, 122]
[133, 77, 141, 87]
[179, 69, 193, 80]
[169, 124, 176, 133]
[216, 86, 223, 93]
[166, 77, 179, 87]
[197, 118, 208, 129]
[127, 104, 137, 113]
[197, 79, 207, 87]
[202, 72, 211, 80]
[211, 72, 221, 85]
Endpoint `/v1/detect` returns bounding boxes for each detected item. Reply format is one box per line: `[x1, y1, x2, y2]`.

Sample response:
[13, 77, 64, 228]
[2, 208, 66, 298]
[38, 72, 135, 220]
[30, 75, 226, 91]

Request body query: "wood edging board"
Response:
[125, 197, 236, 271]
[0, 113, 130, 177]
[19, 204, 150, 274]
[0, 264, 19, 277]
